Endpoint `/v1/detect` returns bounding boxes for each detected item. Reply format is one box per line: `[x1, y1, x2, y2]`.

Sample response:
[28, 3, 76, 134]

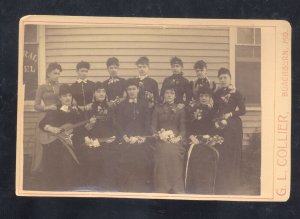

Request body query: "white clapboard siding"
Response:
[45, 25, 229, 86]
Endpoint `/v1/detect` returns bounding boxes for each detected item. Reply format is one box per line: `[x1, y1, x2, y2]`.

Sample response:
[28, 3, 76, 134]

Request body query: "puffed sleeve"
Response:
[185, 79, 193, 104]
[232, 91, 246, 117]
[144, 103, 152, 135]
[153, 80, 160, 103]
[34, 85, 45, 112]
[39, 110, 53, 130]
[151, 106, 159, 135]
[115, 102, 125, 137]
[179, 107, 186, 140]
[160, 78, 168, 103]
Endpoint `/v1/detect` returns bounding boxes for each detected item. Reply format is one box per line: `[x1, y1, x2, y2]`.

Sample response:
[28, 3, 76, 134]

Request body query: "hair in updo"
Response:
[46, 62, 62, 76]
[76, 61, 90, 71]
[218, 67, 231, 78]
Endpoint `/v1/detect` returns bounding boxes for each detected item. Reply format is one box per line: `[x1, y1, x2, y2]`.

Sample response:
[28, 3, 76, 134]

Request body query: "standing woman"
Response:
[31, 62, 62, 174]
[213, 67, 246, 194]
[79, 82, 118, 191]
[190, 60, 216, 100]
[152, 84, 186, 193]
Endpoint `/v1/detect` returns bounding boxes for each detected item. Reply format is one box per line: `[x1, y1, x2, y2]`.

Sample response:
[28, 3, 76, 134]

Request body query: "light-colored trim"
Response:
[246, 106, 261, 112]
[229, 27, 237, 86]
[24, 101, 35, 112]
[38, 25, 46, 85]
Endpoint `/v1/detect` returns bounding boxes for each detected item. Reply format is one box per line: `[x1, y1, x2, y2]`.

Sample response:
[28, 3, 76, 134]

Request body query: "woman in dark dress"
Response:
[185, 86, 221, 194]
[39, 84, 83, 191]
[115, 78, 153, 193]
[189, 60, 216, 100]
[152, 84, 186, 193]
[78, 82, 118, 191]
[213, 67, 246, 195]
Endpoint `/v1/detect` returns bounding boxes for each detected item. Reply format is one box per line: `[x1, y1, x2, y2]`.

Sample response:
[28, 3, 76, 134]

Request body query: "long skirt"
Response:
[153, 141, 186, 193]
[78, 142, 119, 191]
[214, 117, 243, 195]
[30, 112, 46, 174]
[185, 143, 219, 194]
[116, 142, 153, 193]
[41, 140, 80, 191]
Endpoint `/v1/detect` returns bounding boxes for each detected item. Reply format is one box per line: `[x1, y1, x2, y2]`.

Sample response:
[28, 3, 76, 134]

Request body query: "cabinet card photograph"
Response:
[16, 16, 291, 201]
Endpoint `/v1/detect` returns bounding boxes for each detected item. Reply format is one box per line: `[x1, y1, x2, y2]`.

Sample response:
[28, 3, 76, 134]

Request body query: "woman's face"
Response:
[77, 68, 89, 80]
[171, 64, 183, 74]
[59, 93, 72, 106]
[219, 74, 231, 88]
[47, 68, 61, 82]
[137, 64, 149, 76]
[94, 88, 106, 102]
[199, 93, 210, 105]
[127, 85, 139, 99]
[164, 89, 176, 103]
[107, 65, 119, 77]
[195, 67, 207, 78]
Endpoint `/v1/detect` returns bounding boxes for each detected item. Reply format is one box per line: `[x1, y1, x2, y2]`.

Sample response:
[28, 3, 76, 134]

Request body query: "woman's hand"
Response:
[89, 116, 97, 124]
[137, 136, 146, 144]
[44, 125, 61, 134]
[105, 136, 116, 143]
[222, 112, 232, 120]
[84, 116, 96, 130]
[170, 136, 182, 144]
[189, 135, 200, 144]
[84, 136, 93, 146]
[123, 135, 130, 143]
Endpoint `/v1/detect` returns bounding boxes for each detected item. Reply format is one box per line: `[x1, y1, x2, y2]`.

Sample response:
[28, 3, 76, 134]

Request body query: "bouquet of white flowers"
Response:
[197, 134, 224, 146]
[214, 118, 228, 129]
[158, 128, 181, 143]
[193, 108, 203, 120]
[84, 136, 101, 148]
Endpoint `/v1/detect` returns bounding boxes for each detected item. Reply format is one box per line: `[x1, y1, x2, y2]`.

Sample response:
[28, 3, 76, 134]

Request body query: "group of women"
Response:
[31, 56, 246, 195]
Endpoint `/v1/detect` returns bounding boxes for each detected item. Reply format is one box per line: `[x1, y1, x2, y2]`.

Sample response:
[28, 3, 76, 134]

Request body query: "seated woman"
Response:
[151, 84, 186, 194]
[185, 86, 222, 194]
[31, 62, 62, 174]
[38, 84, 84, 191]
[115, 78, 153, 193]
[78, 82, 118, 191]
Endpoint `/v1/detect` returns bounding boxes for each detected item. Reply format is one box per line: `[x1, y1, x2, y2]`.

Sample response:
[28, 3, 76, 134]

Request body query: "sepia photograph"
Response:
[16, 16, 291, 201]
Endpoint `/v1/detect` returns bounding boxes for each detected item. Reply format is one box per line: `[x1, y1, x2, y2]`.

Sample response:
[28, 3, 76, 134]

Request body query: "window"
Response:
[23, 25, 39, 101]
[235, 28, 261, 106]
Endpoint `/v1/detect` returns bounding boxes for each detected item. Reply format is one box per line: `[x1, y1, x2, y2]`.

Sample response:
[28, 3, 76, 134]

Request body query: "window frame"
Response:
[24, 25, 46, 112]
[231, 27, 261, 110]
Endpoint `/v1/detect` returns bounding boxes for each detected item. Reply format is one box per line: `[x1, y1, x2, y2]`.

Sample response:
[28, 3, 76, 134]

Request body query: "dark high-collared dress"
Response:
[185, 102, 219, 194]
[134, 76, 159, 105]
[39, 106, 83, 191]
[70, 79, 95, 106]
[103, 76, 127, 102]
[160, 73, 193, 104]
[151, 103, 186, 193]
[70, 79, 95, 119]
[190, 77, 216, 99]
[213, 87, 246, 194]
[78, 101, 118, 191]
[115, 98, 153, 192]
